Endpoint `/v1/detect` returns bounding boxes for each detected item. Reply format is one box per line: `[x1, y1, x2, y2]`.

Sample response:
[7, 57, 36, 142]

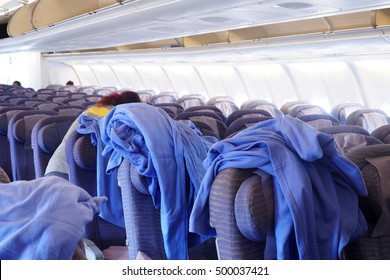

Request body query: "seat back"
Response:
[224, 116, 273, 138]
[0, 106, 34, 180]
[65, 130, 126, 250]
[176, 94, 206, 109]
[154, 103, 184, 118]
[371, 124, 390, 144]
[150, 92, 177, 104]
[240, 99, 283, 118]
[209, 168, 272, 259]
[280, 100, 310, 114]
[297, 113, 340, 130]
[206, 96, 239, 117]
[286, 104, 326, 118]
[225, 109, 273, 127]
[118, 160, 167, 260]
[331, 103, 364, 124]
[343, 144, 390, 259]
[8, 110, 58, 181]
[31, 115, 77, 178]
[346, 109, 390, 133]
[175, 111, 227, 139]
[52, 105, 86, 115]
[319, 125, 382, 155]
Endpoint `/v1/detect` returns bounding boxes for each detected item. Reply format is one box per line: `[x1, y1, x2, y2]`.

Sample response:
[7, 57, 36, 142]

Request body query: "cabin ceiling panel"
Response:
[2, 1, 390, 54]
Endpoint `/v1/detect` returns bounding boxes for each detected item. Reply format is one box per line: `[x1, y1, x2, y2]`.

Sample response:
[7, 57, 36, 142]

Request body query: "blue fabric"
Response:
[99, 103, 215, 259]
[190, 115, 368, 260]
[0, 176, 106, 260]
[77, 115, 125, 228]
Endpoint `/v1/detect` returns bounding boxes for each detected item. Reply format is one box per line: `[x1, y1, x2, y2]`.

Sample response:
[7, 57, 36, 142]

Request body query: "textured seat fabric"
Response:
[65, 130, 126, 251]
[343, 144, 390, 259]
[8, 110, 58, 181]
[286, 104, 326, 118]
[0, 106, 34, 180]
[0, 176, 106, 260]
[298, 113, 340, 130]
[209, 168, 270, 259]
[175, 111, 227, 139]
[31, 115, 78, 178]
[319, 125, 382, 155]
[206, 96, 239, 117]
[371, 124, 390, 144]
[225, 109, 273, 127]
[118, 160, 167, 260]
[224, 116, 273, 138]
[331, 103, 364, 124]
[154, 103, 184, 117]
[346, 109, 390, 133]
[177, 94, 206, 109]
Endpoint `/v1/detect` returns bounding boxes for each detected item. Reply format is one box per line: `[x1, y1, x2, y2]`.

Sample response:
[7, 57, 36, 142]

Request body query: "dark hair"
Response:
[13, 81, 21, 87]
[96, 91, 141, 107]
[66, 80, 74, 86]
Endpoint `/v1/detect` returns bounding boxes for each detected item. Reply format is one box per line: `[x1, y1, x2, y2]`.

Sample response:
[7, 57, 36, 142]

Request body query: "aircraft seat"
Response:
[209, 168, 272, 259]
[176, 94, 206, 109]
[31, 115, 78, 178]
[0, 106, 34, 180]
[331, 103, 364, 124]
[371, 124, 390, 144]
[8, 110, 58, 181]
[342, 144, 390, 259]
[319, 125, 382, 155]
[297, 113, 340, 130]
[65, 130, 126, 251]
[346, 109, 390, 133]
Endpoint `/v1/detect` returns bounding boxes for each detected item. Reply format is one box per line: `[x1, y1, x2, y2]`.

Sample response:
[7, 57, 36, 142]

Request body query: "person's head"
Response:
[96, 91, 141, 107]
[66, 80, 74, 86]
[12, 81, 21, 87]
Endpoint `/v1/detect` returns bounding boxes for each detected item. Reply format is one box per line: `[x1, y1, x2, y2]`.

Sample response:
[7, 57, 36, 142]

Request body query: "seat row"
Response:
[0, 100, 389, 260]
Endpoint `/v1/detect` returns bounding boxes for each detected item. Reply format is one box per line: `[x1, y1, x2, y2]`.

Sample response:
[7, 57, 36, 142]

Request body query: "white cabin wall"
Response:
[110, 64, 146, 90]
[162, 65, 207, 98]
[39, 54, 390, 115]
[88, 64, 120, 88]
[286, 61, 363, 112]
[352, 59, 390, 115]
[41, 60, 79, 87]
[236, 64, 298, 107]
[71, 65, 100, 86]
[0, 52, 41, 89]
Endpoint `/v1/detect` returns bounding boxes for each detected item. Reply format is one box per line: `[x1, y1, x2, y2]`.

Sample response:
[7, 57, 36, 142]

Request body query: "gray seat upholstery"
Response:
[31, 115, 77, 178]
[343, 144, 390, 259]
[8, 110, 58, 181]
[371, 124, 390, 144]
[209, 168, 273, 259]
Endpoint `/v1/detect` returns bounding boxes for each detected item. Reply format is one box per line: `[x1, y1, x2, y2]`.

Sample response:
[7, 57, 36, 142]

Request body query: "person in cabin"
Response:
[65, 80, 74, 87]
[12, 81, 21, 87]
[44, 90, 142, 180]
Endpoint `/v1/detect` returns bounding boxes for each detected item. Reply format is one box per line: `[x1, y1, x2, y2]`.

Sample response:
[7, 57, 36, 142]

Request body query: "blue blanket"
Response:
[99, 103, 215, 259]
[190, 115, 368, 259]
[0, 176, 106, 260]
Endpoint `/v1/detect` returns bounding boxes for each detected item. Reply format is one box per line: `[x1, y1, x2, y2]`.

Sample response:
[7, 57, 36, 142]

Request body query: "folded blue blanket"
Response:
[0, 176, 106, 260]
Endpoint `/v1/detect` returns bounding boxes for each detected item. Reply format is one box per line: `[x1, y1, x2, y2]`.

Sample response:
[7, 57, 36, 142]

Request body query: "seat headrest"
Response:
[38, 123, 70, 153]
[73, 136, 97, 171]
[234, 175, 268, 242]
[130, 164, 149, 195]
[346, 145, 390, 237]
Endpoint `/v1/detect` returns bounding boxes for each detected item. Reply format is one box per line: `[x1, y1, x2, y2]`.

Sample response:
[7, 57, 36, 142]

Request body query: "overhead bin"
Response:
[7, 0, 117, 36]
[7, 1, 38, 36]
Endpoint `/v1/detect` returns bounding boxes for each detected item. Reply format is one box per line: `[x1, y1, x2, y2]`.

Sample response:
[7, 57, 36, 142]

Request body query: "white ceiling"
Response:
[2, 0, 390, 55]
